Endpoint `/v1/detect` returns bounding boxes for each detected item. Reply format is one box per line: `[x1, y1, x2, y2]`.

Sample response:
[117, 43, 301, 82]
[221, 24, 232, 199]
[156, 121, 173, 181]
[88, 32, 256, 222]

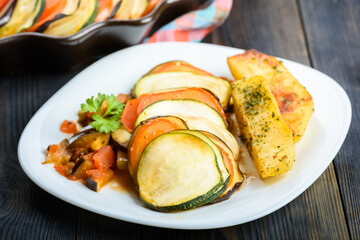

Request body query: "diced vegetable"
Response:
[137, 132, 224, 211]
[135, 99, 227, 130]
[232, 76, 295, 179]
[72, 153, 95, 179]
[134, 72, 232, 108]
[111, 125, 132, 148]
[128, 116, 188, 177]
[54, 164, 70, 176]
[67, 126, 110, 151]
[45, 139, 72, 165]
[116, 150, 128, 170]
[60, 120, 78, 134]
[86, 168, 114, 192]
[92, 145, 115, 170]
[121, 87, 227, 131]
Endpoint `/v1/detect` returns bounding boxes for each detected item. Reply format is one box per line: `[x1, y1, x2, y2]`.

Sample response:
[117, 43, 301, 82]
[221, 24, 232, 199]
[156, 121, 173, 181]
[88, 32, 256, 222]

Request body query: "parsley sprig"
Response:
[81, 93, 125, 133]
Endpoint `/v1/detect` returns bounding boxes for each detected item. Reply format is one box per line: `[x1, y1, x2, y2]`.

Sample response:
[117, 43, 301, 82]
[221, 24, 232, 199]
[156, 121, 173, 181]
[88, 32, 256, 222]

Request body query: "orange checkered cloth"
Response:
[145, 0, 233, 42]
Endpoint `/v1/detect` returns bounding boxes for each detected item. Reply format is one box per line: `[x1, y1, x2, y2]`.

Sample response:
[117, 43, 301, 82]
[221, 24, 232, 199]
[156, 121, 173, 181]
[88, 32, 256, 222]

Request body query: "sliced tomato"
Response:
[141, 0, 161, 17]
[128, 116, 187, 177]
[25, 0, 67, 32]
[121, 87, 227, 131]
[95, 0, 113, 22]
[121, 98, 141, 131]
[147, 61, 212, 76]
[0, 0, 10, 12]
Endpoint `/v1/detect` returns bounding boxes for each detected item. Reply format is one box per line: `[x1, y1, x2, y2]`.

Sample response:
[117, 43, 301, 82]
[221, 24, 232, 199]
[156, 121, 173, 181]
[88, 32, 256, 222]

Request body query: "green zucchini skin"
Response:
[32, 0, 45, 25]
[0, 0, 45, 37]
[137, 132, 225, 212]
[81, 0, 99, 29]
[43, 0, 99, 36]
[140, 180, 224, 212]
[134, 99, 227, 129]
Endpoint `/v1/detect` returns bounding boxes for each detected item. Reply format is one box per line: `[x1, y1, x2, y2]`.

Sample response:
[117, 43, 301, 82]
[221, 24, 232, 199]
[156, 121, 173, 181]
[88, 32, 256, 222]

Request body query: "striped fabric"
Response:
[145, 0, 233, 43]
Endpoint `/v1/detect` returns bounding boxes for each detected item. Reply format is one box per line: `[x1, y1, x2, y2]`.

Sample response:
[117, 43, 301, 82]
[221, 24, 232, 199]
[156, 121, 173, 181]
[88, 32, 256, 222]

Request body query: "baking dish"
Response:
[0, 0, 211, 74]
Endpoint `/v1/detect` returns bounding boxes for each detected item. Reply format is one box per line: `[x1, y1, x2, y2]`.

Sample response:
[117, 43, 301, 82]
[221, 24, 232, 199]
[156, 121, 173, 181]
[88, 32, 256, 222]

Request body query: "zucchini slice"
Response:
[36, 0, 80, 32]
[137, 132, 224, 211]
[168, 130, 230, 191]
[200, 131, 244, 201]
[0, 0, 45, 37]
[134, 72, 232, 108]
[43, 0, 99, 36]
[114, 0, 148, 20]
[180, 116, 240, 161]
[128, 116, 189, 178]
[134, 99, 227, 129]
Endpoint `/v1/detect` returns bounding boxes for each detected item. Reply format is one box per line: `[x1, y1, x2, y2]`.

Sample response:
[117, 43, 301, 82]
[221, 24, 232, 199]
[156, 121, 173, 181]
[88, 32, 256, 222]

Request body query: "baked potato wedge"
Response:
[228, 50, 314, 143]
[232, 76, 295, 179]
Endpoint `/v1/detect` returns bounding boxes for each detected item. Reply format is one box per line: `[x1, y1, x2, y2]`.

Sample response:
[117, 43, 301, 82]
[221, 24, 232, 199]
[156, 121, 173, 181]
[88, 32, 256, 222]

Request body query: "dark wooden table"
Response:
[1, 0, 359, 239]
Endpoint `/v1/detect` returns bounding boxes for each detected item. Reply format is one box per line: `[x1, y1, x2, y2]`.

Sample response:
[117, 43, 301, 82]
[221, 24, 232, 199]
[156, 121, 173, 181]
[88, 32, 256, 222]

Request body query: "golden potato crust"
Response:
[232, 76, 295, 179]
[228, 50, 314, 143]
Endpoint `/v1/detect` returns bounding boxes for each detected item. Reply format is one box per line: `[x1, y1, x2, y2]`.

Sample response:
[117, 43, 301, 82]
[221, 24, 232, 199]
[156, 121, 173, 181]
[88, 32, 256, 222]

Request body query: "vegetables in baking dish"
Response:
[0, 0, 160, 37]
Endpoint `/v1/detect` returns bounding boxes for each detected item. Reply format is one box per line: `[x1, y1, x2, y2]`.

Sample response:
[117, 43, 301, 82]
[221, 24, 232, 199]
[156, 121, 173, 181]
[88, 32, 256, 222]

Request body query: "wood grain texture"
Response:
[0, 71, 82, 239]
[207, 0, 350, 239]
[298, 0, 360, 238]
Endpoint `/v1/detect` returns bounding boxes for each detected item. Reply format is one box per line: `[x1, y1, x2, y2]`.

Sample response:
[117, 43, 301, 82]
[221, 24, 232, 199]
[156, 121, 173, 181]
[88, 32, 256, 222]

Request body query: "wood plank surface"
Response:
[0, 72, 81, 239]
[298, 0, 360, 239]
[207, 0, 350, 239]
[0, 0, 358, 239]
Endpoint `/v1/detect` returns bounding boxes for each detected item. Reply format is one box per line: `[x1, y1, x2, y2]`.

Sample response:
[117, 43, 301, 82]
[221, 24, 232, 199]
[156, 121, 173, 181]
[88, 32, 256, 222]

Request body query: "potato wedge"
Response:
[232, 76, 295, 179]
[228, 50, 314, 143]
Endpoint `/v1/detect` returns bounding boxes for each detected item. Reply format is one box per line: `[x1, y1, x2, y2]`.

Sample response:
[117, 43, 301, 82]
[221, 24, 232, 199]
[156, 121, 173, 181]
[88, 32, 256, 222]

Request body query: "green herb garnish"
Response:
[81, 93, 125, 133]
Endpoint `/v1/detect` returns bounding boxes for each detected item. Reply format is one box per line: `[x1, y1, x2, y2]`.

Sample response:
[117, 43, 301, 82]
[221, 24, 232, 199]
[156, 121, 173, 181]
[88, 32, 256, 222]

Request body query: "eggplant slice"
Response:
[67, 126, 110, 152]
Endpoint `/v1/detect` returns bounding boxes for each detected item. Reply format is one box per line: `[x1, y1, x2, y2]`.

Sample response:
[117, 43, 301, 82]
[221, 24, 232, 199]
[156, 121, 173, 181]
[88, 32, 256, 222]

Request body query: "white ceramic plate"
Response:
[18, 42, 351, 229]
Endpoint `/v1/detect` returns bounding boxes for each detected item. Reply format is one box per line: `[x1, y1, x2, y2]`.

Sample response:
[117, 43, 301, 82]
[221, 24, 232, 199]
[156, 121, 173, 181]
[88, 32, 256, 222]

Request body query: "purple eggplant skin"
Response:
[87, 177, 100, 192]
[107, 0, 122, 19]
[0, 0, 17, 28]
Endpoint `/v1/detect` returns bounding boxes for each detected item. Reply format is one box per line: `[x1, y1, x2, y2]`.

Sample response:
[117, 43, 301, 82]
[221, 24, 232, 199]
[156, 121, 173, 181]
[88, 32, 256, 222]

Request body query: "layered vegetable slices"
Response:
[45, 60, 244, 212]
[0, 0, 162, 37]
